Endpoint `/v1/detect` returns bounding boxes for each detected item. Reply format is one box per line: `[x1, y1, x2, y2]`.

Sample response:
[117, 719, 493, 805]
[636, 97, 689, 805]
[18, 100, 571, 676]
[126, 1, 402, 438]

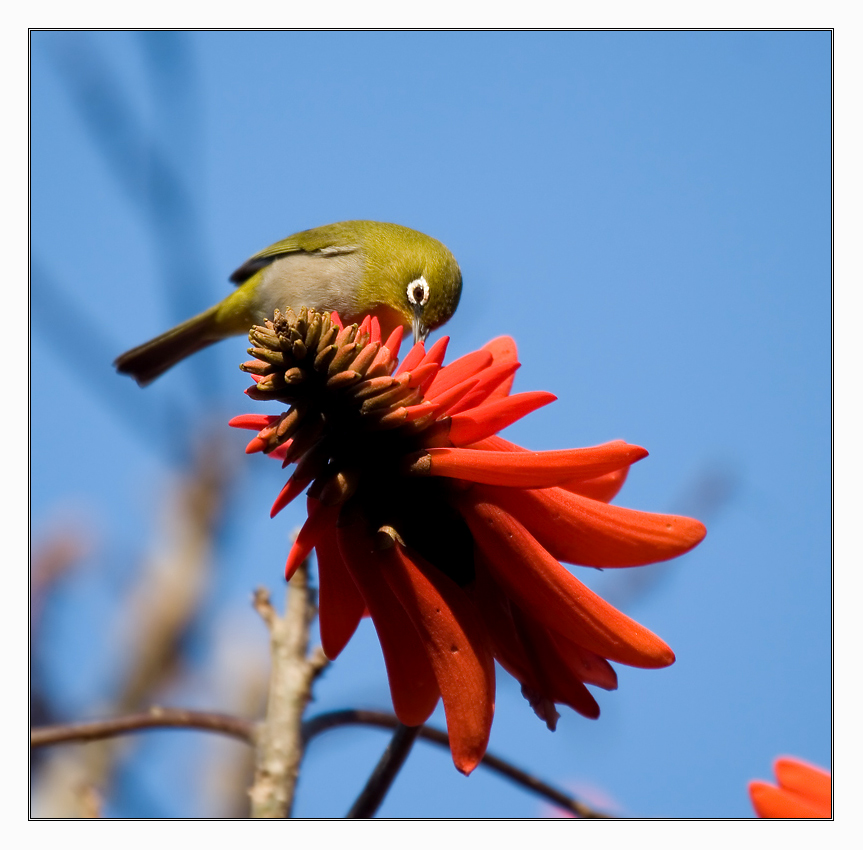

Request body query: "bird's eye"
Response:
[407, 276, 430, 309]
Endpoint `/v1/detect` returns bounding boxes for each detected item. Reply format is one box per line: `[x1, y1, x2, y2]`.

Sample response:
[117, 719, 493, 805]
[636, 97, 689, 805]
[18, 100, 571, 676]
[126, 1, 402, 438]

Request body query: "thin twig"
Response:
[30, 708, 254, 748]
[346, 723, 422, 818]
[303, 709, 611, 819]
[248, 564, 329, 818]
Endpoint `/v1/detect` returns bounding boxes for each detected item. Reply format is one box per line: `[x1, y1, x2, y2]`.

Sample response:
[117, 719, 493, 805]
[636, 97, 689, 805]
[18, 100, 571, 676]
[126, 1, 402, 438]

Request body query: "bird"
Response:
[114, 220, 463, 386]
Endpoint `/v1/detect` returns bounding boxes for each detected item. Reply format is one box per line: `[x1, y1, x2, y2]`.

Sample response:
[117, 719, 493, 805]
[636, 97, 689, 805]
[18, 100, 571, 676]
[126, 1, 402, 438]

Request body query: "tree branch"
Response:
[248, 564, 328, 818]
[30, 708, 254, 748]
[303, 710, 611, 819]
[346, 723, 421, 818]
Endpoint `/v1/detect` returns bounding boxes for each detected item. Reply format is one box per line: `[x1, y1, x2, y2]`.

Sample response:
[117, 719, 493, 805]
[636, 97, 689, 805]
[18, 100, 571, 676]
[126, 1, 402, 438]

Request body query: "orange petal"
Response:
[426, 350, 494, 398]
[482, 484, 706, 567]
[338, 520, 440, 726]
[459, 492, 675, 668]
[447, 392, 556, 447]
[423, 442, 647, 489]
[314, 507, 365, 659]
[381, 542, 496, 775]
[775, 757, 831, 805]
[748, 781, 831, 818]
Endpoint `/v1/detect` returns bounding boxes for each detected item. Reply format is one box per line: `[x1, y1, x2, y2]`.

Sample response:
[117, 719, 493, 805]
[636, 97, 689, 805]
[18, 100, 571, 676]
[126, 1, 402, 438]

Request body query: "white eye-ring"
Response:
[407, 276, 430, 308]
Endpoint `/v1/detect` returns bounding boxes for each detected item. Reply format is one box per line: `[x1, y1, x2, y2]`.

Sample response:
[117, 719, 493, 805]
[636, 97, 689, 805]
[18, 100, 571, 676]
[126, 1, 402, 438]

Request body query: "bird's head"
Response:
[358, 222, 463, 344]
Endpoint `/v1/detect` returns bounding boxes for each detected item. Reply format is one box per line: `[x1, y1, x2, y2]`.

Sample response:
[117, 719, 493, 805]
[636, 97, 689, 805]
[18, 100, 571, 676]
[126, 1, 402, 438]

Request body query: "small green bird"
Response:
[114, 220, 463, 386]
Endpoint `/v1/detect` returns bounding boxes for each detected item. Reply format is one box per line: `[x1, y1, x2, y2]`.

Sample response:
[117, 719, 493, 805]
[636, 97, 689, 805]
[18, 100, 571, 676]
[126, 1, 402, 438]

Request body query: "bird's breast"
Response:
[252, 251, 366, 322]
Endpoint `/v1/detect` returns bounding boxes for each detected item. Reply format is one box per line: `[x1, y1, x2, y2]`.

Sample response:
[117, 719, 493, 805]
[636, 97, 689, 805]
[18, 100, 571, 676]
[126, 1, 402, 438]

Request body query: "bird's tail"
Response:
[114, 305, 223, 386]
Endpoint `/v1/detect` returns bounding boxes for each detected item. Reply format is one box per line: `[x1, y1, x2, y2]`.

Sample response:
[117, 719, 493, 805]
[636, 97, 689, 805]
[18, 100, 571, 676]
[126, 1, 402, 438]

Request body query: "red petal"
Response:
[482, 484, 706, 567]
[269, 439, 292, 462]
[383, 325, 404, 362]
[748, 782, 831, 818]
[470, 436, 633, 503]
[395, 341, 426, 375]
[469, 434, 525, 451]
[284, 499, 339, 581]
[775, 758, 831, 805]
[481, 336, 519, 401]
[470, 555, 610, 721]
[468, 554, 541, 690]
[420, 336, 449, 369]
[229, 414, 278, 431]
[406, 362, 440, 389]
[358, 315, 372, 336]
[403, 402, 440, 423]
[458, 492, 675, 668]
[245, 435, 269, 455]
[508, 604, 600, 720]
[447, 392, 556, 447]
[418, 338, 449, 394]
[482, 336, 518, 365]
[270, 474, 308, 517]
[425, 378, 480, 419]
[426, 350, 494, 398]
[330, 311, 343, 330]
[548, 631, 618, 691]
[314, 509, 364, 659]
[369, 315, 382, 344]
[381, 542, 495, 775]
[424, 442, 647, 488]
[562, 467, 630, 503]
[446, 363, 520, 415]
[338, 520, 440, 726]
[270, 446, 328, 516]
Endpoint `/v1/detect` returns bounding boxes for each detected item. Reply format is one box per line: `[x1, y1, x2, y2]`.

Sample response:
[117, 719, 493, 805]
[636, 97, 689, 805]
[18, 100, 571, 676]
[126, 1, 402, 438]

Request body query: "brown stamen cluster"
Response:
[240, 308, 439, 508]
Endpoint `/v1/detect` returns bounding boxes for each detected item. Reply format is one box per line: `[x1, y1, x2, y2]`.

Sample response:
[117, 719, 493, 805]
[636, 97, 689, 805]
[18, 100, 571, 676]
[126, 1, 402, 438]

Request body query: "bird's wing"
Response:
[229, 228, 360, 285]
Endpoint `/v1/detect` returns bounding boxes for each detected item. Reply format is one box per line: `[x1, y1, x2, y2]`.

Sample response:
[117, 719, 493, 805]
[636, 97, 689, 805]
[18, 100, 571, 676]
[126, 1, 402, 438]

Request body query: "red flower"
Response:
[231, 308, 706, 774]
[749, 757, 832, 818]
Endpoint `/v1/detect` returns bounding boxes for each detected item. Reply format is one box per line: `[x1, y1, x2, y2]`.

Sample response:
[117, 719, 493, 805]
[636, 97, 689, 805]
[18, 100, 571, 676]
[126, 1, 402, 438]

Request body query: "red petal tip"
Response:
[229, 413, 274, 430]
[384, 325, 404, 361]
[245, 436, 268, 454]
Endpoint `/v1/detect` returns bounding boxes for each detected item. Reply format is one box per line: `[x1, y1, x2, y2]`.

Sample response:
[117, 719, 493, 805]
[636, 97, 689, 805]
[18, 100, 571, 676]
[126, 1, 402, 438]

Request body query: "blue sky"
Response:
[30, 30, 831, 818]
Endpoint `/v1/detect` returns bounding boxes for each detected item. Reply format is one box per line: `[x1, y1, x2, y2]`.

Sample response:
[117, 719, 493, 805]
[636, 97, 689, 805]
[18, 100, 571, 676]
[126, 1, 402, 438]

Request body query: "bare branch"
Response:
[347, 723, 421, 818]
[248, 563, 328, 818]
[30, 708, 255, 748]
[303, 710, 611, 819]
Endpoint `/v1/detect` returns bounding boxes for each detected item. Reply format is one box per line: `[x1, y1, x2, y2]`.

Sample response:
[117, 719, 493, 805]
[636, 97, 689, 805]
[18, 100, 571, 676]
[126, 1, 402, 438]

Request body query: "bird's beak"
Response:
[412, 313, 429, 345]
